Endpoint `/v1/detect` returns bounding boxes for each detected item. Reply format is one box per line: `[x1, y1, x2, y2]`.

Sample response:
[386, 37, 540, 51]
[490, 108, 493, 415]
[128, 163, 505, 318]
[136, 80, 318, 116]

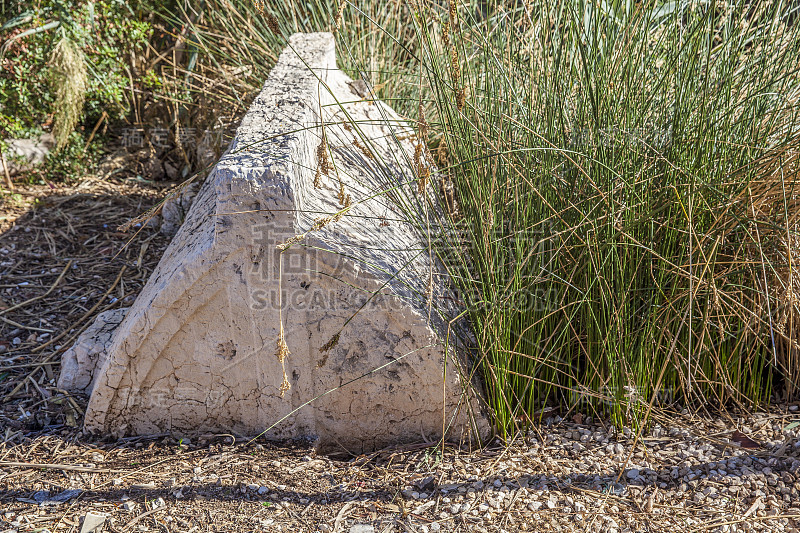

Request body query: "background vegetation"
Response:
[3, 0, 800, 440]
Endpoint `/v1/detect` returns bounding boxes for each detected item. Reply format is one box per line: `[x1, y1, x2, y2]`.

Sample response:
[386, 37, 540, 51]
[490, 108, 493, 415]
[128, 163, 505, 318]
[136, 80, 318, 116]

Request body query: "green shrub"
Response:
[0, 1, 151, 145]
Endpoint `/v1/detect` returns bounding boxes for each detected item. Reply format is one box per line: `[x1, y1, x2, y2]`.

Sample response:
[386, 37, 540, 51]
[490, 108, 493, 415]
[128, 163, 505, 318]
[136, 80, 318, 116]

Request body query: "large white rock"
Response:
[80, 33, 488, 452]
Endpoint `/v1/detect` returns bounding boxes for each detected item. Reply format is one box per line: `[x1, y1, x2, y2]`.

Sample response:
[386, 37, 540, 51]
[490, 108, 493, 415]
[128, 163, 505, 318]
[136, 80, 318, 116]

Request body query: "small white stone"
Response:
[79, 512, 107, 533]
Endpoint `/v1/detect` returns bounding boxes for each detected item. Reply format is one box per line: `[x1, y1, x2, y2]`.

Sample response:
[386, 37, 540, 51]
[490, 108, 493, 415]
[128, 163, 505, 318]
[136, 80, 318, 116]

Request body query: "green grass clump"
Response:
[410, 0, 800, 437]
[172, 0, 800, 439]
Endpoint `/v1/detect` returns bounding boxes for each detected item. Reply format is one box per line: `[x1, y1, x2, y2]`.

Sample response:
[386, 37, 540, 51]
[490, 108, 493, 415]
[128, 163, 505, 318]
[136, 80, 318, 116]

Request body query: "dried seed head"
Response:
[311, 216, 333, 232]
[276, 335, 290, 363]
[332, 200, 350, 223]
[265, 13, 280, 34]
[437, 137, 449, 166]
[279, 374, 291, 396]
[456, 87, 467, 112]
[320, 332, 340, 352]
[316, 138, 333, 175]
[314, 136, 333, 188]
[448, 0, 457, 22]
[442, 21, 451, 49]
[333, 1, 346, 33]
[277, 234, 305, 251]
[418, 175, 429, 196]
[352, 137, 374, 159]
[450, 46, 461, 87]
[276, 327, 291, 397]
[418, 103, 429, 140]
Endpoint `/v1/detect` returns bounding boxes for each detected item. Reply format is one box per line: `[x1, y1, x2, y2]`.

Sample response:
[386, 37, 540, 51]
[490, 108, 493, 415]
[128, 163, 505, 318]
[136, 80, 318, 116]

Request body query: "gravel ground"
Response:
[2, 408, 800, 533]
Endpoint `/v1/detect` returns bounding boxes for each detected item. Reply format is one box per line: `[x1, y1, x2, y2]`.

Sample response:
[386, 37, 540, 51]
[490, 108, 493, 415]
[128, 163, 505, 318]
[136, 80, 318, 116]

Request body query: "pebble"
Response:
[79, 512, 106, 533]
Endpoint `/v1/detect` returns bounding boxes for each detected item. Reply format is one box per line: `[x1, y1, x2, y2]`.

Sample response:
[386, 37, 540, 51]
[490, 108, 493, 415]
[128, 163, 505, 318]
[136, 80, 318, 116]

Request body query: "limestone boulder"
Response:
[79, 32, 489, 452]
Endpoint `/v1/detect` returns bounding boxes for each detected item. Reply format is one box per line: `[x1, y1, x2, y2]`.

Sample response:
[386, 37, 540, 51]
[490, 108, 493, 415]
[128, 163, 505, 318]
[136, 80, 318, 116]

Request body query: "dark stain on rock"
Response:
[216, 340, 236, 359]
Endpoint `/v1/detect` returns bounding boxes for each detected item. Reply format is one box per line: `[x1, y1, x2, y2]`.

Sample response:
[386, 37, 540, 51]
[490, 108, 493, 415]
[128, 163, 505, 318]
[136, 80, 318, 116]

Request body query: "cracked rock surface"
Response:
[57, 308, 129, 395]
